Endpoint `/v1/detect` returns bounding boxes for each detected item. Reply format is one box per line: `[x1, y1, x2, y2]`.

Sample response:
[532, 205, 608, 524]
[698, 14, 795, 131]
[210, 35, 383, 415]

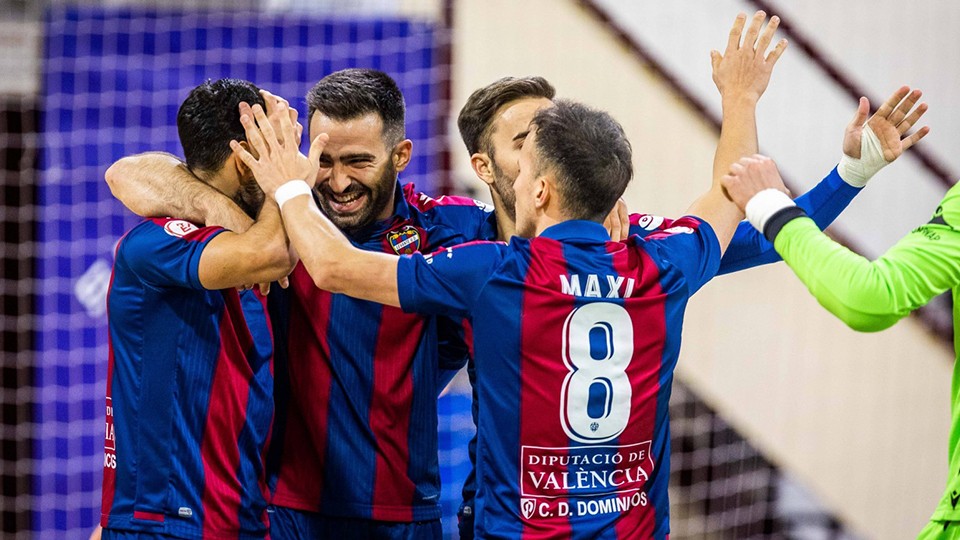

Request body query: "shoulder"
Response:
[403, 183, 494, 217]
[120, 218, 224, 258]
[637, 216, 712, 242]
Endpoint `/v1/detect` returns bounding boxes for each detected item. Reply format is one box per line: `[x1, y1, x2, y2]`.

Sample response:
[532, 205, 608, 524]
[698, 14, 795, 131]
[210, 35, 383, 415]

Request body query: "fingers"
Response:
[726, 13, 747, 54]
[743, 11, 766, 52]
[251, 104, 280, 150]
[238, 111, 270, 161]
[617, 199, 629, 241]
[874, 86, 910, 119]
[888, 88, 922, 126]
[230, 137, 260, 173]
[901, 126, 931, 152]
[710, 50, 722, 74]
[849, 96, 869, 128]
[308, 132, 329, 164]
[278, 276, 290, 289]
[755, 15, 780, 57]
[258, 282, 271, 296]
[897, 102, 928, 135]
[765, 38, 788, 65]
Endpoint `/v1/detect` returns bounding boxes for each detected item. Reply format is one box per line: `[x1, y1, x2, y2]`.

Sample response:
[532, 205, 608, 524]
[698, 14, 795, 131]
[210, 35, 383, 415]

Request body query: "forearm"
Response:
[105, 152, 253, 231]
[713, 96, 759, 184]
[774, 217, 958, 331]
[280, 194, 400, 307]
[718, 167, 861, 275]
[197, 202, 293, 289]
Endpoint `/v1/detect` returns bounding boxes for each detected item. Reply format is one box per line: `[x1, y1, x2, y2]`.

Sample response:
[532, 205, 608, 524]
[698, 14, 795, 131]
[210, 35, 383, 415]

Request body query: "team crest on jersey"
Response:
[521, 498, 536, 520]
[163, 220, 199, 238]
[386, 225, 422, 255]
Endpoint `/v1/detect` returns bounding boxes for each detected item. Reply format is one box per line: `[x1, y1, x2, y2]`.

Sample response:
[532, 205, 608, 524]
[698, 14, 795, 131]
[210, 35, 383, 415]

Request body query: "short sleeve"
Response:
[118, 218, 225, 290]
[396, 241, 507, 317]
[638, 216, 721, 295]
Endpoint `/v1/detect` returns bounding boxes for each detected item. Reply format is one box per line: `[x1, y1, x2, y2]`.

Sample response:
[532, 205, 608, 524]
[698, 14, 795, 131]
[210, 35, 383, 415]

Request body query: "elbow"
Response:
[104, 159, 128, 195]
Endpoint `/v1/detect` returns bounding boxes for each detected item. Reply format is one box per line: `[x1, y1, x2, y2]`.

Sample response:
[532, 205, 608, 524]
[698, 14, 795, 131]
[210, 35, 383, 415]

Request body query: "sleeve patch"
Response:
[163, 220, 200, 238]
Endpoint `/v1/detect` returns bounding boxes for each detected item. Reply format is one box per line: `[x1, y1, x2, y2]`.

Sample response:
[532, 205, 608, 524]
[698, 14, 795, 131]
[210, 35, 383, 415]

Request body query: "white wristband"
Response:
[745, 189, 796, 233]
[837, 124, 888, 188]
[274, 180, 313, 210]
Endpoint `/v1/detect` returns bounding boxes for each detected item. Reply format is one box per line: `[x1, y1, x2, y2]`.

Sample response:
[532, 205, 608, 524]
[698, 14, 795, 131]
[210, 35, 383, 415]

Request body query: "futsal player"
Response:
[717, 100, 960, 540]
[100, 79, 294, 539]
[106, 69, 497, 539]
[450, 12, 928, 536]
[232, 76, 791, 535]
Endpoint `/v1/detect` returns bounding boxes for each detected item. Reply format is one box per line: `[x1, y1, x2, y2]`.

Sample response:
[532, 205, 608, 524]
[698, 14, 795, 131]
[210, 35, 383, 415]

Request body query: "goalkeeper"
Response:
[717, 95, 960, 537]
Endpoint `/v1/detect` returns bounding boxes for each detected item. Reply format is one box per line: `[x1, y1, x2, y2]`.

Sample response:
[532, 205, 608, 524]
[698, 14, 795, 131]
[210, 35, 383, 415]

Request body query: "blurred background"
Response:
[1, 0, 957, 538]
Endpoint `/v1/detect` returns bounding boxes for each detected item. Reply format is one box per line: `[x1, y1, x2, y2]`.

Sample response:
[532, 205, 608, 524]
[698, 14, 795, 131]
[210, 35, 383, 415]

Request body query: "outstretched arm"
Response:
[718, 86, 930, 274]
[686, 11, 787, 252]
[722, 155, 956, 332]
[105, 152, 254, 232]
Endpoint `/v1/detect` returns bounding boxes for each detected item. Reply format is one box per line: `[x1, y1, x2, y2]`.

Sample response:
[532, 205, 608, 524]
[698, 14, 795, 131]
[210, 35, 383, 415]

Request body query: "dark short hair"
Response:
[177, 78, 265, 173]
[457, 76, 556, 156]
[530, 100, 633, 222]
[306, 68, 405, 145]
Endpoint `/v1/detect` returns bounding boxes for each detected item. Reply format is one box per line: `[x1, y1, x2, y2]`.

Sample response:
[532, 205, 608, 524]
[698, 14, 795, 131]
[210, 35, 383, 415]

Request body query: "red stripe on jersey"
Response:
[463, 318, 474, 359]
[519, 237, 574, 539]
[608, 241, 663, 538]
[369, 305, 421, 521]
[272, 264, 333, 508]
[132, 510, 164, 522]
[403, 182, 484, 212]
[101, 267, 119, 528]
[199, 290, 254, 535]
[253, 290, 274, 531]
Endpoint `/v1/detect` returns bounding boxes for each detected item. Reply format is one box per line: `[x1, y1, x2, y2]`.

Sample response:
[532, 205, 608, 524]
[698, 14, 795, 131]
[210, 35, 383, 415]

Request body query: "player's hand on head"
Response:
[721, 154, 788, 212]
[230, 100, 329, 199]
[259, 90, 304, 148]
[710, 11, 788, 104]
[603, 198, 630, 241]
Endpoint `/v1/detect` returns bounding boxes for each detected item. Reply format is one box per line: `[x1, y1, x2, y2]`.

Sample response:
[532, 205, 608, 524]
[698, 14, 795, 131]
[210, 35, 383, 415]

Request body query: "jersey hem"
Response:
[103, 515, 267, 540]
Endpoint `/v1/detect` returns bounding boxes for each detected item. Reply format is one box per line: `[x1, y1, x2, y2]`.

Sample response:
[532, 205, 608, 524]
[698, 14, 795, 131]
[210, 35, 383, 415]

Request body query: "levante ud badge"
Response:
[387, 225, 422, 255]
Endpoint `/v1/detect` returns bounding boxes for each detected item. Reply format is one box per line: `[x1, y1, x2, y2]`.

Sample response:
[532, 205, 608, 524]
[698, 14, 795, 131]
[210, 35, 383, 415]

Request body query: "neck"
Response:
[488, 188, 515, 242]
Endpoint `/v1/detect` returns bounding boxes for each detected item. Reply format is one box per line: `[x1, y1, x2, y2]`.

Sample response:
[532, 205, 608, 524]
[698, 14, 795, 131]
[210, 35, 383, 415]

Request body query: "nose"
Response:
[327, 163, 352, 193]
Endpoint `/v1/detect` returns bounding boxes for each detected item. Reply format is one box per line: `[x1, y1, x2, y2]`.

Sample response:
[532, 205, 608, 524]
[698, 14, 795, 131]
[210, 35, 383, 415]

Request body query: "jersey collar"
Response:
[538, 220, 611, 242]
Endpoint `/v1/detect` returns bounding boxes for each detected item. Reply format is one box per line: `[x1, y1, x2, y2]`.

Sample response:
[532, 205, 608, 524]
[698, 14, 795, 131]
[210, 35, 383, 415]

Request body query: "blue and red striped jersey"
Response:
[266, 183, 496, 521]
[457, 166, 863, 520]
[102, 217, 274, 539]
[398, 218, 720, 539]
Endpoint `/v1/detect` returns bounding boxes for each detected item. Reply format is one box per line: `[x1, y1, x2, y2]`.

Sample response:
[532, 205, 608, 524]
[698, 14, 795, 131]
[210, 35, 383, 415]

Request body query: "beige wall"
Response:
[452, 0, 953, 538]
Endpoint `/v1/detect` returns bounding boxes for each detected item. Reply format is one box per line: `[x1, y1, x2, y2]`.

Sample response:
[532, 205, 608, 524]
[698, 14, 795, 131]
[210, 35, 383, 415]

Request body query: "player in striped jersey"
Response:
[231, 79, 789, 536]
[449, 12, 926, 537]
[101, 79, 295, 539]
[105, 69, 495, 539]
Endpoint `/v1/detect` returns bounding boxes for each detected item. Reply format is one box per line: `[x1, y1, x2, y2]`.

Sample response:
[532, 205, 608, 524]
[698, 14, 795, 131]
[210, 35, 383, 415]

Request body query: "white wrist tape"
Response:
[745, 189, 796, 233]
[837, 124, 888, 188]
[274, 180, 313, 210]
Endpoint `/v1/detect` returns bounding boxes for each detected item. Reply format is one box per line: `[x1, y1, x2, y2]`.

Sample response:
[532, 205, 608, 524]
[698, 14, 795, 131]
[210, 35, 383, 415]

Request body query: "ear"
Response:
[469, 153, 496, 187]
[535, 174, 551, 210]
[393, 139, 413, 173]
[232, 141, 255, 177]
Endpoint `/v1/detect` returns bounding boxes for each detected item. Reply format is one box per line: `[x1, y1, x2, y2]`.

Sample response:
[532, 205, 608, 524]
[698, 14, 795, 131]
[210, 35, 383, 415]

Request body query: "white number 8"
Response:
[560, 302, 633, 443]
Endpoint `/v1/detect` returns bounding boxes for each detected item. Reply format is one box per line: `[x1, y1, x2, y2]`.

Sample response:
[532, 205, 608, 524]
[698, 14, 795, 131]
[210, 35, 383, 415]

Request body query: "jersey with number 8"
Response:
[398, 218, 720, 539]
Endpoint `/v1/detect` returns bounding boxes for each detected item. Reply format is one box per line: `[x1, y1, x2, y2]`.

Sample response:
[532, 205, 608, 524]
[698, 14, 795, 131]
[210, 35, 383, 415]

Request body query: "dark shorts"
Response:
[268, 506, 443, 540]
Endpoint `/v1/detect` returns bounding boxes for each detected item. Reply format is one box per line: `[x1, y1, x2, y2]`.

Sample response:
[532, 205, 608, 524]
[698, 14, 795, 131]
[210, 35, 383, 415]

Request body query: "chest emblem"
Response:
[386, 225, 422, 255]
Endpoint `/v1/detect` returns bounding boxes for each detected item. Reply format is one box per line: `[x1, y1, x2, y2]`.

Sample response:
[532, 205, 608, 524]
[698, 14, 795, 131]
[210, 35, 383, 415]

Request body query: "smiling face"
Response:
[309, 111, 401, 231]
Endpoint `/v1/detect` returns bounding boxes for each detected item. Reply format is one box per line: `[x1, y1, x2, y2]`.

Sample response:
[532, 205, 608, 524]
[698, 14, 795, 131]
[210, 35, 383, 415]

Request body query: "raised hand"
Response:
[230, 101, 328, 199]
[843, 86, 930, 162]
[259, 89, 303, 147]
[603, 198, 630, 241]
[721, 154, 790, 213]
[711, 11, 788, 104]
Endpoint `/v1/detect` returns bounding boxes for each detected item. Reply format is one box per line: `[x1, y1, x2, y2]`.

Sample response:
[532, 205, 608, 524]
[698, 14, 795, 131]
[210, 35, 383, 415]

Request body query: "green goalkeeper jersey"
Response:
[773, 181, 960, 521]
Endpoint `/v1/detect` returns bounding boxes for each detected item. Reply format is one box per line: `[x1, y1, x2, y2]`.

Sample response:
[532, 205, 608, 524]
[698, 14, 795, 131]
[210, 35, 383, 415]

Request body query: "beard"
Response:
[490, 158, 517, 222]
[315, 159, 397, 232]
[233, 179, 265, 219]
